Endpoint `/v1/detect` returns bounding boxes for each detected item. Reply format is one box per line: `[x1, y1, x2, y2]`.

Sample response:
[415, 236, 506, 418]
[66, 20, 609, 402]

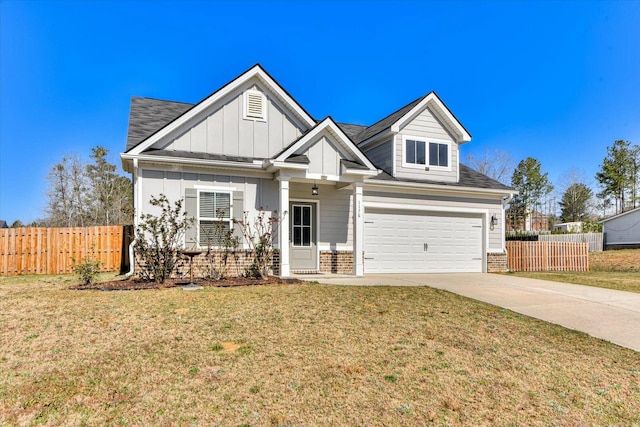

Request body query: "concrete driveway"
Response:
[303, 273, 640, 352]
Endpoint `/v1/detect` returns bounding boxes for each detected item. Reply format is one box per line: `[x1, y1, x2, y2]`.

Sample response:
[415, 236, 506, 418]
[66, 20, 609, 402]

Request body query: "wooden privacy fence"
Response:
[506, 241, 589, 272]
[538, 233, 603, 252]
[0, 226, 132, 276]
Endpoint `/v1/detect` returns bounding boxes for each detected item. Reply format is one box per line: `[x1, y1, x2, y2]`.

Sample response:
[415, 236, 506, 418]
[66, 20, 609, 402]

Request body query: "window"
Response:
[429, 142, 448, 167]
[403, 136, 450, 169]
[243, 89, 266, 121]
[292, 204, 312, 247]
[198, 191, 232, 246]
[405, 139, 426, 165]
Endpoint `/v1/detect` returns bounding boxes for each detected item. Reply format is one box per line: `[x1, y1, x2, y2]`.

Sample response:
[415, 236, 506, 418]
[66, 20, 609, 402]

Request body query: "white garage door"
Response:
[364, 209, 483, 273]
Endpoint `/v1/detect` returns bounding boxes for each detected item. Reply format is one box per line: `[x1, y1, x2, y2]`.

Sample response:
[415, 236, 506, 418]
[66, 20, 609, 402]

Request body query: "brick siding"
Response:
[487, 252, 508, 273]
[319, 250, 354, 274]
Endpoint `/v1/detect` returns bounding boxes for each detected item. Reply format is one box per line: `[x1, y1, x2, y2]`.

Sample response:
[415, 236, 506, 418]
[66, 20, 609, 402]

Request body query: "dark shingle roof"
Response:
[371, 164, 514, 191]
[336, 122, 367, 140]
[142, 149, 259, 164]
[341, 159, 368, 170]
[126, 97, 194, 151]
[351, 96, 426, 144]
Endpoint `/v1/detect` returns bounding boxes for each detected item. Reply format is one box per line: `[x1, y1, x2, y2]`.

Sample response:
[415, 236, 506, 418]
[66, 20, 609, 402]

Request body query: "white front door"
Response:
[364, 209, 483, 273]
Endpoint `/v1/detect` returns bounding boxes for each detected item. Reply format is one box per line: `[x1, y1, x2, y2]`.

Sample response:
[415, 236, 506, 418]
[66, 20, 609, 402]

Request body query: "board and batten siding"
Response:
[297, 134, 347, 177]
[364, 189, 504, 250]
[154, 83, 304, 159]
[394, 106, 458, 183]
[289, 183, 353, 250]
[363, 139, 393, 175]
[603, 210, 640, 245]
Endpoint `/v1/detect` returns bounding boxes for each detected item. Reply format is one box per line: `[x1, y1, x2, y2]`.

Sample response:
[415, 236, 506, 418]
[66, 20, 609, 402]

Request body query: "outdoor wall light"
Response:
[490, 214, 498, 230]
[312, 182, 319, 196]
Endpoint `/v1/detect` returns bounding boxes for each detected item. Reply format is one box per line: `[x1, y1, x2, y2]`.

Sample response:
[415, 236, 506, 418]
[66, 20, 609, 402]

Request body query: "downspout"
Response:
[126, 158, 139, 277]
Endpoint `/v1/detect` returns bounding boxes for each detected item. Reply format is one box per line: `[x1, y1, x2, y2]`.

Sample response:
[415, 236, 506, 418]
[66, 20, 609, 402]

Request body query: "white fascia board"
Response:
[127, 65, 315, 155]
[365, 179, 512, 197]
[122, 153, 265, 171]
[390, 93, 471, 143]
[600, 207, 640, 223]
[343, 168, 379, 177]
[275, 118, 377, 172]
[264, 160, 310, 171]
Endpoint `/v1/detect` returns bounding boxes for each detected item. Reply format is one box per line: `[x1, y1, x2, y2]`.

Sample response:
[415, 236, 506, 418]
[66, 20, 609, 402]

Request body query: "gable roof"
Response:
[371, 164, 513, 191]
[353, 92, 472, 146]
[600, 206, 640, 223]
[125, 64, 316, 154]
[126, 97, 193, 151]
[273, 117, 377, 172]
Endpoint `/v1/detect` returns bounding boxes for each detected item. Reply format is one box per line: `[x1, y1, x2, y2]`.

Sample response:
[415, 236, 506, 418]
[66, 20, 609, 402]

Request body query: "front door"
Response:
[290, 202, 317, 271]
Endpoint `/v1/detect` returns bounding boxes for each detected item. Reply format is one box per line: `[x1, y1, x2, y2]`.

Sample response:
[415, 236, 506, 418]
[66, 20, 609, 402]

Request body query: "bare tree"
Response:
[466, 148, 514, 185]
[46, 155, 88, 227]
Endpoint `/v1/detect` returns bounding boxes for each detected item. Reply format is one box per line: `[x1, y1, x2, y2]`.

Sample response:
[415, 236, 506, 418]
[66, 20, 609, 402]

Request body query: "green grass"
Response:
[1, 274, 639, 425]
[513, 248, 640, 293]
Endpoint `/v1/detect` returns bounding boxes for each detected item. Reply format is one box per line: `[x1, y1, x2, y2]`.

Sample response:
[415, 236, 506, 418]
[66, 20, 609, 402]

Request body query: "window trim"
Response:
[243, 89, 267, 122]
[291, 203, 313, 248]
[401, 135, 452, 171]
[196, 189, 233, 248]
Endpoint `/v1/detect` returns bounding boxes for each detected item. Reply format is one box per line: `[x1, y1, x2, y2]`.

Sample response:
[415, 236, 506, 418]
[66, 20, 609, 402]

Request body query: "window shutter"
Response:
[232, 191, 244, 241]
[185, 188, 198, 247]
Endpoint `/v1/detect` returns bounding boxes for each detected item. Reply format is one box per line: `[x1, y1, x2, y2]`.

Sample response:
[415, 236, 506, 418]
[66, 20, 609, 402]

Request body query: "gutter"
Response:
[126, 238, 136, 277]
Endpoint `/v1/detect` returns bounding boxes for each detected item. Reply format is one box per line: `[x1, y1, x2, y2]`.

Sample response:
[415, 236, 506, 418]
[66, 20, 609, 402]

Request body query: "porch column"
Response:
[353, 182, 364, 276]
[279, 178, 290, 277]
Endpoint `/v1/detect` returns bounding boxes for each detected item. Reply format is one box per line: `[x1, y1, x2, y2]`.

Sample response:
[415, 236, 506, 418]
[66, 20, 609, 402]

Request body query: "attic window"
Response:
[244, 90, 266, 121]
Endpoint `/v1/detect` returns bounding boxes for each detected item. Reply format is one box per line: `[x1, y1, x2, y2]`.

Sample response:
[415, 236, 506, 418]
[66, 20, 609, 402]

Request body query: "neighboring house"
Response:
[121, 64, 515, 276]
[601, 207, 640, 249]
[552, 222, 584, 233]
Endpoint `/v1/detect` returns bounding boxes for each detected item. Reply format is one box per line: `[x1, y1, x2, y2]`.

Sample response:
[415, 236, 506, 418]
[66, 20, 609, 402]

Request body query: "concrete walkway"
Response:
[299, 273, 640, 352]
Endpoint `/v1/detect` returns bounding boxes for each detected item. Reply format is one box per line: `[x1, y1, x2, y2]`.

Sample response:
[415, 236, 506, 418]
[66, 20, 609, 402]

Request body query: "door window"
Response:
[292, 205, 312, 247]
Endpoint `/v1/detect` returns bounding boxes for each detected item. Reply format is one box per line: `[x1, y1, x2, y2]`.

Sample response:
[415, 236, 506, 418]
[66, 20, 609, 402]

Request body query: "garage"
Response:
[364, 209, 484, 273]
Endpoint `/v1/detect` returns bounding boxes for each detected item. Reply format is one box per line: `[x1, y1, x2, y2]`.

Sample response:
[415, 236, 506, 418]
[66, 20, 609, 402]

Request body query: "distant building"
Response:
[552, 222, 584, 233]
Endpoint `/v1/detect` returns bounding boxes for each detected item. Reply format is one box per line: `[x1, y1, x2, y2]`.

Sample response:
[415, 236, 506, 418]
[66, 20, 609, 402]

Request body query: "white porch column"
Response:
[353, 182, 364, 276]
[279, 178, 290, 277]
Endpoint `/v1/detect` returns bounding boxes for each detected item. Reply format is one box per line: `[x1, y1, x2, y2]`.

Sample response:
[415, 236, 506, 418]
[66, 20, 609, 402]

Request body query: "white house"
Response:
[121, 64, 515, 276]
[601, 207, 640, 249]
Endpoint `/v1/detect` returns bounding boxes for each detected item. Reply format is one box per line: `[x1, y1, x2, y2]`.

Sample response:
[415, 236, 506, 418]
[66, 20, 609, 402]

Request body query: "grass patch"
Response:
[1, 275, 639, 425]
[513, 249, 640, 293]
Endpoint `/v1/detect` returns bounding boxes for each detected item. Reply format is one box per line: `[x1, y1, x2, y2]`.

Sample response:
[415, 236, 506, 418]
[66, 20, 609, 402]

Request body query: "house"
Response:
[601, 207, 640, 249]
[121, 64, 515, 277]
[552, 221, 583, 233]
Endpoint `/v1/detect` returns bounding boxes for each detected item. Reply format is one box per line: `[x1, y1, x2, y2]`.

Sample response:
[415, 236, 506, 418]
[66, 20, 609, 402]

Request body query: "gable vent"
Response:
[244, 90, 266, 120]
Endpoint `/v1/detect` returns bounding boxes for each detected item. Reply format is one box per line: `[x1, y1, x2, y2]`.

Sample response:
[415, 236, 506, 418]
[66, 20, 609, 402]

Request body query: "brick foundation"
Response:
[487, 252, 508, 273]
[319, 250, 354, 274]
[135, 249, 279, 279]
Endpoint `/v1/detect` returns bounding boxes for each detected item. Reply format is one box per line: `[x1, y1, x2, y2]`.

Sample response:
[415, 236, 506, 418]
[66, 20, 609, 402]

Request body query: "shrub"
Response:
[234, 208, 283, 279]
[201, 211, 240, 280]
[134, 194, 193, 283]
[72, 246, 102, 286]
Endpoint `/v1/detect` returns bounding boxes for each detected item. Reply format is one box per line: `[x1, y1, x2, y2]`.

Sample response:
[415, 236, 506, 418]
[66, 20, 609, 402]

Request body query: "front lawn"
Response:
[513, 249, 640, 293]
[1, 275, 639, 425]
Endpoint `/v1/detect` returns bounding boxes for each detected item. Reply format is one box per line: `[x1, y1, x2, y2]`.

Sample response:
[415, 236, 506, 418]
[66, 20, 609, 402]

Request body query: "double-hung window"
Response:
[198, 191, 232, 246]
[404, 136, 450, 169]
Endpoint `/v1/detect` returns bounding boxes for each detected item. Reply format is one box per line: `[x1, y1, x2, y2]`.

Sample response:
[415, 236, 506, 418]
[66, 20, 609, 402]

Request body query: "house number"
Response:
[357, 200, 361, 218]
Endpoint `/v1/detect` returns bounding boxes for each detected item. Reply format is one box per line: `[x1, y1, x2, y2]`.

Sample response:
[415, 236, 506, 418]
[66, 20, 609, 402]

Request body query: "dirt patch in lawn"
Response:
[70, 276, 302, 291]
[591, 248, 640, 272]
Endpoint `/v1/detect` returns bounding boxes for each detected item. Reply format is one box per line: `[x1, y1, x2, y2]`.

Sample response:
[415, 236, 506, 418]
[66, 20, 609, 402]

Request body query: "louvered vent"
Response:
[245, 90, 265, 120]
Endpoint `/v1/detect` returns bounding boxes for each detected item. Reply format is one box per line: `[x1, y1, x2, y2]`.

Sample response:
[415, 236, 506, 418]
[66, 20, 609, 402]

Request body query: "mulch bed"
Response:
[71, 276, 303, 291]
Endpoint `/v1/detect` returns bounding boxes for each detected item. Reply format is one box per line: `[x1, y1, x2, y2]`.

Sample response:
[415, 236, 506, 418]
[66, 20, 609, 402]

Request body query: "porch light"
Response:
[490, 214, 498, 229]
[311, 182, 319, 196]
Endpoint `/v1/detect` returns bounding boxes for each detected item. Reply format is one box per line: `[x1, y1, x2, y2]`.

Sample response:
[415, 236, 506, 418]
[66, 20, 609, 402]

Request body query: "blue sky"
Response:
[1, 0, 639, 224]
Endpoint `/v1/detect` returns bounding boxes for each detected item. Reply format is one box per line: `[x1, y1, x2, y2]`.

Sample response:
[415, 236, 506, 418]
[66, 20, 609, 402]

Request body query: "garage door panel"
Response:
[364, 210, 483, 273]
